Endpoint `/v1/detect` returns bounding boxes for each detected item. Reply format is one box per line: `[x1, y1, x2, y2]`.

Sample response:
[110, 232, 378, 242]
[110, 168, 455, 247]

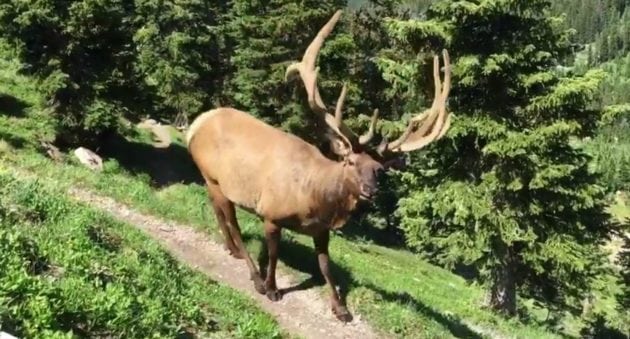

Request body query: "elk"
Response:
[186, 9, 451, 322]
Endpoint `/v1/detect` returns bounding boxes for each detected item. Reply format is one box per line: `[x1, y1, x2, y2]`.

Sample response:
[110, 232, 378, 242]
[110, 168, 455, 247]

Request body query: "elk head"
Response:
[285, 10, 451, 200]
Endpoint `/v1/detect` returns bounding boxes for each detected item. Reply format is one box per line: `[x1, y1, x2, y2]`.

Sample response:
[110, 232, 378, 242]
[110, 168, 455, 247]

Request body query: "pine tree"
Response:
[391, 0, 621, 316]
[0, 0, 227, 144]
[0, 0, 139, 145]
[221, 0, 346, 139]
[132, 0, 226, 124]
[617, 229, 630, 336]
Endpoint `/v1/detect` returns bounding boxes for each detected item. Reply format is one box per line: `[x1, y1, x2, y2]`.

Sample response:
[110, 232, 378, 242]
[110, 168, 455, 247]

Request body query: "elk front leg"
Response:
[263, 220, 282, 301]
[313, 231, 352, 322]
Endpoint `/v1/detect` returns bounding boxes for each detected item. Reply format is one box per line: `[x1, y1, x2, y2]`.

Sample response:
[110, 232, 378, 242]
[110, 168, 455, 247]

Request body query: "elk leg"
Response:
[313, 231, 352, 322]
[263, 220, 282, 301]
[206, 183, 242, 259]
[222, 200, 266, 295]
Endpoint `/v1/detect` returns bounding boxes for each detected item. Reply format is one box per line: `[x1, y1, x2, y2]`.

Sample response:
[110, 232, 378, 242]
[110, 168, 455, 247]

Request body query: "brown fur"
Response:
[188, 107, 367, 236]
[188, 107, 380, 322]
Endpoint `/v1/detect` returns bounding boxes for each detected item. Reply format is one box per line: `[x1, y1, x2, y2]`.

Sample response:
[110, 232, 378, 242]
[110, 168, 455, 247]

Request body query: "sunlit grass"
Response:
[0, 170, 284, 338]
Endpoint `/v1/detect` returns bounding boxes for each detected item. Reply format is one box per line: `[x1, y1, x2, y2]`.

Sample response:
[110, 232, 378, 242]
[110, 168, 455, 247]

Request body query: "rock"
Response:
[40, 141, 63, 162]
[1, 331, 19, 339]
[73, 147, 103, 171]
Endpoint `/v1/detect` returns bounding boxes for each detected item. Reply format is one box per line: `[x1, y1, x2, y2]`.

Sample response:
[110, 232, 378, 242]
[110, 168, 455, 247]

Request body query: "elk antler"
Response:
[287, 10, 451, 157]
[286, 10, 362, 155]
[378, 50, 452, 154]
[358, 109, 379, 145]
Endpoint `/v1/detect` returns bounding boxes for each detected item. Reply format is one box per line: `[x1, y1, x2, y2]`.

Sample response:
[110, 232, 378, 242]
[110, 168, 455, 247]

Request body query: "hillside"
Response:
[2, 42, 629, 338]
[1, 0, 629, 338]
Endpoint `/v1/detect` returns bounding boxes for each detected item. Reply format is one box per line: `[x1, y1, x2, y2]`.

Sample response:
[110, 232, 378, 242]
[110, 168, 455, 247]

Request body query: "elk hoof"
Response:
[333, 305, 353, 323]
[253, 277, 267, 295]
[229, 251, 245, 259]
[266, 289, 282, 302]
[223, 244, 244, 259]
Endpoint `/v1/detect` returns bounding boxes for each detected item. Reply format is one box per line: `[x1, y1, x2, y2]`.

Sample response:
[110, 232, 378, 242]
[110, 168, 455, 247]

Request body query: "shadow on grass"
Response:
[339, 211, 407, 249]
[100, 133, 203, 188]
[0, 130, 27, 148]
[0, 93, 28, 117]
[249, 231, 483, 338]
[362, 282, 484, 339]
[254, 233, 352, 308]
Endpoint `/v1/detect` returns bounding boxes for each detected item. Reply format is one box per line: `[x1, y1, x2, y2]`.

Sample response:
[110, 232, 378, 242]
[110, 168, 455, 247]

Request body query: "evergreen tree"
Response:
[0, 0, 227, 145]
[390, 0, 620, 316]
[617, 230, 630, 335]
[132, 0, 226, 124]
[221, 0, 346, 137]
[0, 0, 139, 145]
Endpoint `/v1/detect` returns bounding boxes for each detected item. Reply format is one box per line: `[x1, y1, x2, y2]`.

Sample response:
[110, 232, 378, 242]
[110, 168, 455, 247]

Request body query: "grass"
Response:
[1, 149, 562, 339]
[2, 46, 628, 338]
[610, 191, 630, 222]
[0, 171, 284, 338]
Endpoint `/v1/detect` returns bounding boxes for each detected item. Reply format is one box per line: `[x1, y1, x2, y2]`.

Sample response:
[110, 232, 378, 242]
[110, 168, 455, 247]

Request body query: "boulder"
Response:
[73, 147, 103, 171]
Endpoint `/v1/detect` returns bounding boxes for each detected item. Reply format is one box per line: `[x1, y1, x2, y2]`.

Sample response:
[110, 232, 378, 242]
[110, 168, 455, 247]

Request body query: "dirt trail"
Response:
[67, 187, 383, 339]
[137, 120, 172, 148]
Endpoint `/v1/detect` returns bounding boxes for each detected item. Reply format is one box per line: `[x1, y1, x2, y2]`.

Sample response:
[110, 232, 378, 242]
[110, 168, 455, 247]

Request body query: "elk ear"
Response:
[330, 138, 352, 158]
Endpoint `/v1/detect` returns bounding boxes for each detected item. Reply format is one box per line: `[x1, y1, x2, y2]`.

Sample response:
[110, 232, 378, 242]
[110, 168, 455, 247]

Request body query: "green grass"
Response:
[2, 45, 627, 338]
[610, 192, 630, 222]
[0, 150, 557, 339]
[0, 171, 284, 338]
[0, 142, 582, 339]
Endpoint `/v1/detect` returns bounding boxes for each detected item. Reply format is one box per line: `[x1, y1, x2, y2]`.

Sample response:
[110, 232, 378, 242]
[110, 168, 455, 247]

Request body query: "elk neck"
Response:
[305, 157, 361, 229]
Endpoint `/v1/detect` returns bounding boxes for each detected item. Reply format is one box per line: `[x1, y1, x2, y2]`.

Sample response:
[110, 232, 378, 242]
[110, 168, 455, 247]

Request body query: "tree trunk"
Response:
[487, 247, 517, 316]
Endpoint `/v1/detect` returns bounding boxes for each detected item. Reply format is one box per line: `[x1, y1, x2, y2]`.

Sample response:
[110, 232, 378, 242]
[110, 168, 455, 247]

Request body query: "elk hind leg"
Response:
[207, 182, 242, 259]
[221, 197, 266, 294]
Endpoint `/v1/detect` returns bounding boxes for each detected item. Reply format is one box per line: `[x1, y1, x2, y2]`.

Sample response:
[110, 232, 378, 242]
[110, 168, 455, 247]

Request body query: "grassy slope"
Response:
[1, 150, 562, 339]
[610, 193, 630, 221]
[1, 48, 627, 338]
[0, 53, 286, 339]
[0, 171, 285, 338]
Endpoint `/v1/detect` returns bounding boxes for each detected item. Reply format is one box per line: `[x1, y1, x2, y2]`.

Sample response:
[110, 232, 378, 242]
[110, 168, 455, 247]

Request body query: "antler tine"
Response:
[335, 83, 348, 127]
[285, 10, 342, 114]
[431, 52, 443, 109]
[327, 83, 354, 148]
[382, 49, 452, 154]
[439, 49, 451, 102]
[436, 113, 451, 140]
[359, 109, 379, 145]
[286, 10, 362, 154]
[435, 49, 452, 141]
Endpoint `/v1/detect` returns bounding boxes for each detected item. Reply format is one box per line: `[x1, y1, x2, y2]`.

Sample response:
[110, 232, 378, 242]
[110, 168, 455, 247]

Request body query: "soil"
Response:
[67, 187, 383, 339]
[137, 120, 172, 148]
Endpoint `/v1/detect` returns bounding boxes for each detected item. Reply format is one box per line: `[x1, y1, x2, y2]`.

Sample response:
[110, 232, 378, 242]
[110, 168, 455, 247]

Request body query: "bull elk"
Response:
[186, 9, 451, 322]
